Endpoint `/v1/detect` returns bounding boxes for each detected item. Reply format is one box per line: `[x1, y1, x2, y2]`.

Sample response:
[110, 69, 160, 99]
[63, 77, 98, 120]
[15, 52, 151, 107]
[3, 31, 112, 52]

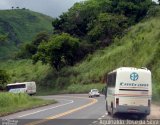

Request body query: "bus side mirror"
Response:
[105, 87, 107, 98]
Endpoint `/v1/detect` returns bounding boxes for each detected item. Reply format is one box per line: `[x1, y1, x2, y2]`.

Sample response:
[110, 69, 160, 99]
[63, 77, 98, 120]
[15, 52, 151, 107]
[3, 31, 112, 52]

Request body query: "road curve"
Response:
[0, 94, 160, 125]
[0, 94, 108, 125]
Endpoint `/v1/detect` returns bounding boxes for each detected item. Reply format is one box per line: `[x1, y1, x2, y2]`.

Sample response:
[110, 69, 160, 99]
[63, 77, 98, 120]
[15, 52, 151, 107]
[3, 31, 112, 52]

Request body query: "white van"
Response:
[7, 82, 36, 95]
[105, 67, 152, 119]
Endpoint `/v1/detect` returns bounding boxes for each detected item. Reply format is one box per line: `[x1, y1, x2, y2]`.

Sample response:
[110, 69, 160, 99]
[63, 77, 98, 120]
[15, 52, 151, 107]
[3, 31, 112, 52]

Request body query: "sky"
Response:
[0, 0, 83, 18]
[0, 0, 158, 18]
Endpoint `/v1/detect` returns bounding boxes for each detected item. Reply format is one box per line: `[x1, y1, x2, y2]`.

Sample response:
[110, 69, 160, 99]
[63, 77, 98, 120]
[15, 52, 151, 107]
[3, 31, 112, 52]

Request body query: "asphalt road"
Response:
[0, 94, 160, 125]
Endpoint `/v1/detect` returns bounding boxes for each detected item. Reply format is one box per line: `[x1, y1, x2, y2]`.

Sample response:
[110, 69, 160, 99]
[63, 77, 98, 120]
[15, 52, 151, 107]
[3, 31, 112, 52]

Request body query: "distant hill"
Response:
[0, 9, 53, 59]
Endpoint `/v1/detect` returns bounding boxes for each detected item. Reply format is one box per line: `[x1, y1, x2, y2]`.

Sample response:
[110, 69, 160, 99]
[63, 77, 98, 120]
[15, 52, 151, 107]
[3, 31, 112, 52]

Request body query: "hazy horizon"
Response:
[0, 0, 158, 18]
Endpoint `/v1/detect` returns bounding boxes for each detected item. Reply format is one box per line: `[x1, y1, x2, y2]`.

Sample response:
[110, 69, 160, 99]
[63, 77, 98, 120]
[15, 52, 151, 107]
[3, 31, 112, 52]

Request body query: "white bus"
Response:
[7, 82, 36, 95]
[105, 67, 152, 119]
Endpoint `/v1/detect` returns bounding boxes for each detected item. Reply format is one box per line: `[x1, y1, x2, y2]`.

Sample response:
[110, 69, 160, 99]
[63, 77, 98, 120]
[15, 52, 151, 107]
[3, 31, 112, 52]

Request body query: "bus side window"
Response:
[107, 72, 116, 87]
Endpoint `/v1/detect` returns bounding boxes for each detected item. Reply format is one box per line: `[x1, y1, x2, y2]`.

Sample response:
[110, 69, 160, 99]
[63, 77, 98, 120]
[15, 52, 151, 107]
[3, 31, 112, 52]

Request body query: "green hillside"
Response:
[0, 9, 53, 59]
[0, 11, 160, 98]
[68, 14, 160, 99]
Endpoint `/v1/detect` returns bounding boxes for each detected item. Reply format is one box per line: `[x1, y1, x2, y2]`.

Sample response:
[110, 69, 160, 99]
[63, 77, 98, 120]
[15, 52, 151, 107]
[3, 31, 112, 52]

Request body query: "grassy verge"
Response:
[0, 92, 56, 116]
[37, 83, 105, 95]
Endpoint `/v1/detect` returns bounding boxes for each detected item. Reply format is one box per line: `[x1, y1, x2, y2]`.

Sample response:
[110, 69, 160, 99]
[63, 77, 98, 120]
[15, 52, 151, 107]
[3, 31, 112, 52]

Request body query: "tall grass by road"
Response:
[0, 92, 56, 116]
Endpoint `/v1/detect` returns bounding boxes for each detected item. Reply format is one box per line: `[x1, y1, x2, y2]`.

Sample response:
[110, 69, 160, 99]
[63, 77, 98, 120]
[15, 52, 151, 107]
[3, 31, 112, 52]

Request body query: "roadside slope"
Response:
[70, 16, 160, 99]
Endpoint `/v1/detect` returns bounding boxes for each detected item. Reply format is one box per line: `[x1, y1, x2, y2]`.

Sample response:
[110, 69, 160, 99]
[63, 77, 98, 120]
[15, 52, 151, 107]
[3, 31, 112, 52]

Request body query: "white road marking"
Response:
[101, 115, 105, 118]
[98, 117, 102, 120]
[92, 121, 98, 124]
[18, 99, 74, 118]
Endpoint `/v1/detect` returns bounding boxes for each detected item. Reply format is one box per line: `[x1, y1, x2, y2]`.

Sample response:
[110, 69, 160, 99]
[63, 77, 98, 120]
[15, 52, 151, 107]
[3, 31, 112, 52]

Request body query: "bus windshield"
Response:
[7, 84, 26, 91]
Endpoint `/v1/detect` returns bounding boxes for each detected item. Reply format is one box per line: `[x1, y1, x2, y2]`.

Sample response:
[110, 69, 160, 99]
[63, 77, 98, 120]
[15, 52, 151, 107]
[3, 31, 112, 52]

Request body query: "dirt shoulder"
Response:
[148, 104, 160, 119]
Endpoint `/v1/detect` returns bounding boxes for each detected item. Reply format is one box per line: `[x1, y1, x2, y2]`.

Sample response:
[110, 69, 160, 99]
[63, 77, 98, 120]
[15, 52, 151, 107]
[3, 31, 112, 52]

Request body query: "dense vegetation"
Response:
[20, 0, 153, 70]
[0, 9, 53, 59]
[0, 0, 160, 99]
[0, 93, 56, 116]
[52, 0, 152, 39]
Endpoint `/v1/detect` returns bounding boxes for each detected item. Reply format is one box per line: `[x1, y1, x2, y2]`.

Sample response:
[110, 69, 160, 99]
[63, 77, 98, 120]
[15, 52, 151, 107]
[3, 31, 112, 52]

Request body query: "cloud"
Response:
[0, 1, 11, 9]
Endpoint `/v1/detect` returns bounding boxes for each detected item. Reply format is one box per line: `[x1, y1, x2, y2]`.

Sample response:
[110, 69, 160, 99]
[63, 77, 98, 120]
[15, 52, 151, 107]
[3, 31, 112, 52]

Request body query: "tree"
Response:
[87, 13, 127, 44]
[33, 33, 80, 71]
[52, 0, 109, 37]
[50, 0, 153, 64]
[107, 0, 152, 23]
[52, 0, 152, 37]
[0, 70, 10, 90]
[17, 32, 50, 59]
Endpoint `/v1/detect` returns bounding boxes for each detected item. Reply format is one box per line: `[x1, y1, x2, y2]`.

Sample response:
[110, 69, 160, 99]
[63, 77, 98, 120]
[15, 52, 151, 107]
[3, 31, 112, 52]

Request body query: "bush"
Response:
[33, 33, 80, 71]
[67, 83, 104, 93]
[0, 70, 10, 90]
[147, 6, 160, 17]
[152, 84, 160, 101]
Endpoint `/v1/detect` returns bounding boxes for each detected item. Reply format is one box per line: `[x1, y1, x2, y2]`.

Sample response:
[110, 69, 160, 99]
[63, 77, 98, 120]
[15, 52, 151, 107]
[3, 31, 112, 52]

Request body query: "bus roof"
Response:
[7, 82, 35, 86]
[108, 67, 150, 74]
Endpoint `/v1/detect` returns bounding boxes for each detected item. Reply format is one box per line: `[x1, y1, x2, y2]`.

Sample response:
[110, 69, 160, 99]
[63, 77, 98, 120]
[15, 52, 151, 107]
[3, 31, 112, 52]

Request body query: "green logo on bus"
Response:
[130, 72, 139, 81]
